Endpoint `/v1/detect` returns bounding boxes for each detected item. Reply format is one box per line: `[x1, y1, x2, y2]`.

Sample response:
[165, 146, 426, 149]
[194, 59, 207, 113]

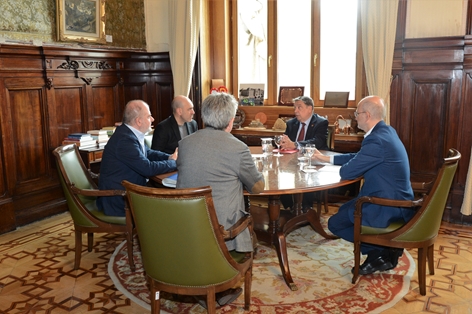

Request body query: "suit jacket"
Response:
[97, 124, 177, 216]
[151, 115, 198, 154]
[333, 121, 414, 228]
[284, 114, 329, 150]
[176, 127, 264, 252]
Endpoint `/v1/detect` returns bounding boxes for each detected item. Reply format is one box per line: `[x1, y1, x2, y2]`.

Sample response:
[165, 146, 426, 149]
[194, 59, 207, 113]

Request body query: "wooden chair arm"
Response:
[221, 215, 253, 240]
[355, 196, 423, 214]
[70, 184, 126, 197]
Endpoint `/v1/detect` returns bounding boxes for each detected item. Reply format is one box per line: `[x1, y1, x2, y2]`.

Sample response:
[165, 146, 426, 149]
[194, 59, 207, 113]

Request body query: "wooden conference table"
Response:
[153, 147, 361, 291]
[246, 147, 361, 290]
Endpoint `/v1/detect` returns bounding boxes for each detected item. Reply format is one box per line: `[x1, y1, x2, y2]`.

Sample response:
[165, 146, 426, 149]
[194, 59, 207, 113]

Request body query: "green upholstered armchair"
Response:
[53, 144, 134, 270]
[352, 148, 461, 295]
[122, 181, 253, 314]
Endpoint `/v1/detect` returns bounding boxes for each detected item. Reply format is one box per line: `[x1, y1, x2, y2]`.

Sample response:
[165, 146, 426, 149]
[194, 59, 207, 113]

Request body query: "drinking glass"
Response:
[274, 135, 283, 157]
[303, 144, 317, 172]
[297, 146, 309, 165]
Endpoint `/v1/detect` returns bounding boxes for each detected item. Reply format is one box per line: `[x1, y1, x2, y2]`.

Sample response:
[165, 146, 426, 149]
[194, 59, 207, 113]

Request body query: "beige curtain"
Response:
[360, 0, 398, 124]
[168, 0, 202, 97]
[460, 147, 472, 215]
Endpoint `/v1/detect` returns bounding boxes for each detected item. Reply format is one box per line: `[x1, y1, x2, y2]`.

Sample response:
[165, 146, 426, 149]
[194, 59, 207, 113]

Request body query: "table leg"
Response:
[267, 195, 298, 291]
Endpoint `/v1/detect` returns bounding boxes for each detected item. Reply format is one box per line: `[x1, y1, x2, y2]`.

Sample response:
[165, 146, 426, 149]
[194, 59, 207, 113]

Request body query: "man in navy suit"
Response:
[313, 95, 414, 275]
[151, 95, 198, 154]
[279, 96, 329, 209]
[97, 100, 177, 216]
[280, 96, 329, 151]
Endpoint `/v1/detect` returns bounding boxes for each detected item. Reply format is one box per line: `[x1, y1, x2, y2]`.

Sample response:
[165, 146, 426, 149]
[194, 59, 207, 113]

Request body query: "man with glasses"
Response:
[313, 95, 414, 275]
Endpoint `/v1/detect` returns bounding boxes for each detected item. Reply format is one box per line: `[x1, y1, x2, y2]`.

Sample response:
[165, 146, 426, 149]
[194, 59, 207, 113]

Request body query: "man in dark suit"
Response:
[279, 96, 329, 209]
[280, 96, 329, 151]
[97, 100, 177, 216]
[313, 95, 414, 275]
[151, 95, 198, 154]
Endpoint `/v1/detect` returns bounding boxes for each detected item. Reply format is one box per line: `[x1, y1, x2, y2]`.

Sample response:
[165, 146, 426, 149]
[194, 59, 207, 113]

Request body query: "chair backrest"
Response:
[53, 144, 99, 227]
[395, 148, 461, 242]
[144, 133, 153, 148]
[122, 181, 241, 287]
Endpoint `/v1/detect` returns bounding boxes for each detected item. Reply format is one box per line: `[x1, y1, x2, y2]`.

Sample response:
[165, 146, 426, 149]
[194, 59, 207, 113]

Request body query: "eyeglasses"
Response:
[354, 111, 366, 118]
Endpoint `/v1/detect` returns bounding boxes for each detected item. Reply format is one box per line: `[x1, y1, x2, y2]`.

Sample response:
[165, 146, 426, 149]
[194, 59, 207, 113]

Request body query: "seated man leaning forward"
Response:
[151, 95, 198, 154]
[279, 95, 329, 210]
[176, 92, 264, 307]
[312, 95, 415, 275]
[97, 99, 177, 217]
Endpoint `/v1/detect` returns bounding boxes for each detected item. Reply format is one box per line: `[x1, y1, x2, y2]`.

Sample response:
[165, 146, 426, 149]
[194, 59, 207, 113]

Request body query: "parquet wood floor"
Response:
[0, 206, 471, 313]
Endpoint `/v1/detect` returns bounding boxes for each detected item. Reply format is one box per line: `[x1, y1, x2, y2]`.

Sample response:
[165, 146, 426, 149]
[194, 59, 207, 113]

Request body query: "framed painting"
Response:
[56, 0, 106, 44]
[278, 86, 304, 106]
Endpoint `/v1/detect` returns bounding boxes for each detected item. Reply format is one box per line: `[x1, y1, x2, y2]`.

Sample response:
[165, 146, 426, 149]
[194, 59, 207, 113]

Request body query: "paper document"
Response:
[162, 172, 178, 188]
[317, 165, 341, 172]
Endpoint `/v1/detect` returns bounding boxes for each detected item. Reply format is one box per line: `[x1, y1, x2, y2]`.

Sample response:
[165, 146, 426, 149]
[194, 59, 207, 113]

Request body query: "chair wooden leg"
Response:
[351, 241, 361, 284]
[427, 244, 435, 275]
[74, 230, 82, 270]
[206, 287, 217, 314]
[87, 233, 93, 252]
[244, 266, 252, 310]
[417, 247, 427, 296]
[127, 233, 135, 271]
[150, 284, 160, 314]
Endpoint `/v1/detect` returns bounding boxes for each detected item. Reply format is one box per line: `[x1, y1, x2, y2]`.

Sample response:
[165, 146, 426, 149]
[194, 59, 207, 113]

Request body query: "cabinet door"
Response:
[395, 69, 462, 178]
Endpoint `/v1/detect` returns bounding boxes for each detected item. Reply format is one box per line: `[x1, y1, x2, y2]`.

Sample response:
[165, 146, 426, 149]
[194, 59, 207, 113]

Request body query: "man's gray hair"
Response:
[201, 93, 238, 130]
[293, 95, 314, 108]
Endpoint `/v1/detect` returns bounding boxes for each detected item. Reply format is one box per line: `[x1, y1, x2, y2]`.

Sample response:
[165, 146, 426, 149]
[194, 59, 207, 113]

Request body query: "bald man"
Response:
[151, 95, 198, 154]
[97, 100, 177, 216]
[313, 95, 414, 276]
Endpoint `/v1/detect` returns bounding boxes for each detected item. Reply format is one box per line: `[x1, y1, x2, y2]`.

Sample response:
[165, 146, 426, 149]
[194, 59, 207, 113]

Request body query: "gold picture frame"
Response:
[56, 0, 106, 44]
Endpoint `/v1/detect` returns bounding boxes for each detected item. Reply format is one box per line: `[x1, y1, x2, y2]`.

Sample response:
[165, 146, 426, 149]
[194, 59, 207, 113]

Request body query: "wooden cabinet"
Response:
[0, 44, 174, 234]
[79, 147, 104, 173]
[231, 128, 284, 146]
[333, 134, 363, 153]
[390, 36, 472, 224]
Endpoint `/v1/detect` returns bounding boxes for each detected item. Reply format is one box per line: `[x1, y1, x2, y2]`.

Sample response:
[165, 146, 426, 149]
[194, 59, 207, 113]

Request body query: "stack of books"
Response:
[62, 133, 97, 148]
[100, 126, 116, 137]
[87, 130, 109, 148]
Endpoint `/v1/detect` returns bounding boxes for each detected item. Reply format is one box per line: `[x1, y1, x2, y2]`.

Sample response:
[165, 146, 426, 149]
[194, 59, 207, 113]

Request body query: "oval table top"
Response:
[248, 147, 359, 195]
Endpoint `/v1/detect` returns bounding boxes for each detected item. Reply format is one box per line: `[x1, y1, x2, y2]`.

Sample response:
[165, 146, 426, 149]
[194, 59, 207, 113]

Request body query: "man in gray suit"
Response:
[176, 92, 264, 307]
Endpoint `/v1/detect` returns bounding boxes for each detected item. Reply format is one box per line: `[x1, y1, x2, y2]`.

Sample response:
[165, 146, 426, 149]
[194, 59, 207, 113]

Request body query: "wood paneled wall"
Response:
[0, 44, 174, 234]
[390, 36, 472, 225]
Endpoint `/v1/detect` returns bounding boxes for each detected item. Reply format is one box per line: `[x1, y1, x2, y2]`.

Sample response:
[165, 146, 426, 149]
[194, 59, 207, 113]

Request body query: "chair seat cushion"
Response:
[84, 201, 127, 225]
[230, 250, 249, 263]
[361, 220, 405, 235]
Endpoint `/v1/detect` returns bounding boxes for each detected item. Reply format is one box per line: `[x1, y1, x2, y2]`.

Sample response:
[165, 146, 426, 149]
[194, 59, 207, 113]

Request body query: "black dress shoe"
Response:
[354, 255, 394, 275]
[195, 287, 242, 309]
[389, 248, 404, 267]
[217, 287, 242, 306]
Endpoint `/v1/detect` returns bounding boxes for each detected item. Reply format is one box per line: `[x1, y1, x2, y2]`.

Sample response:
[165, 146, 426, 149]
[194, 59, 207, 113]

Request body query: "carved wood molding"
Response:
[46, 77, 53, 90]
[57, 60, 112, 70]
[80, 77, 94, 85]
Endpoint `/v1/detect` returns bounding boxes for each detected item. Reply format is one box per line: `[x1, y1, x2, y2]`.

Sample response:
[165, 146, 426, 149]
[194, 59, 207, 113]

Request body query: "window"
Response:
[234, 0, 359, 106]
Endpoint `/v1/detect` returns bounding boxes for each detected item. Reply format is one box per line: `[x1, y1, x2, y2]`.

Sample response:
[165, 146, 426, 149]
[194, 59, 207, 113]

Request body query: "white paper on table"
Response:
[251, 154, 265, 158]
[317, 165, 341, 172]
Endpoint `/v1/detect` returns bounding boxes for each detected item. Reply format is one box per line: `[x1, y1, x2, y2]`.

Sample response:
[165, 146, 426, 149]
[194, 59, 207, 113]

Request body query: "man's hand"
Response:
[280, 135, 296, 150]
[312, 148, 331, 163]
[169, 148, 178, 160]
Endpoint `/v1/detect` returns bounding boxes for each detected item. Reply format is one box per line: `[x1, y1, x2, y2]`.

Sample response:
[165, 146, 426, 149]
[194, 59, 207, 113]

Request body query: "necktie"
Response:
[297, 123, 306, 142]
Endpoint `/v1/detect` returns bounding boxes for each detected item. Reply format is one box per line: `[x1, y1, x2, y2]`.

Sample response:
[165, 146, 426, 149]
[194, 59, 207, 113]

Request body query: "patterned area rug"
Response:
[109, 223, 415, 314]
